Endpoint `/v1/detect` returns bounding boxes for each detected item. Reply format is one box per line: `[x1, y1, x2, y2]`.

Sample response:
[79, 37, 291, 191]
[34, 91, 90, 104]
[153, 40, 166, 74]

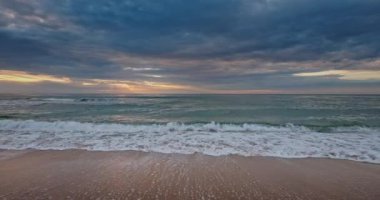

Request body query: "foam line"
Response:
[0, 120, 379, 163]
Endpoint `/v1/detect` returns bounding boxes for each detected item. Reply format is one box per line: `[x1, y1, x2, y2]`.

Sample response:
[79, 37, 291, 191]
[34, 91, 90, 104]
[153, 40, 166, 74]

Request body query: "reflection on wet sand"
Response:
[0, 150, 379, 200]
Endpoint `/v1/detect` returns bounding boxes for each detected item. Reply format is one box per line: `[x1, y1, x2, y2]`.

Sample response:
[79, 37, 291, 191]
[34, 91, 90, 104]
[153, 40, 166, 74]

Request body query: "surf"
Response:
[0, 119, 379, 163]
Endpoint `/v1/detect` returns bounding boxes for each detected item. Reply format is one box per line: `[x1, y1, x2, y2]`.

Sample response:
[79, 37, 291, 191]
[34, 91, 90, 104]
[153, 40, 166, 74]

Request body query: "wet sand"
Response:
[0, 150, 379, 200]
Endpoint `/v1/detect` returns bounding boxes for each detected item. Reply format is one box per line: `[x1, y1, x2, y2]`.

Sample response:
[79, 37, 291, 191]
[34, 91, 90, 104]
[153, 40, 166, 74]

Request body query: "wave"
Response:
[0, 98, 132, 106]
[42, 97, 121, 104]
[0, 120, 379, 163]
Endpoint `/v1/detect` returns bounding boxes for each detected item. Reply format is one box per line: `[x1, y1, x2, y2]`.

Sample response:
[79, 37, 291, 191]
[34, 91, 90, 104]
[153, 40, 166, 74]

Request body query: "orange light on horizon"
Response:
[83, 79, 198, 93]
[0, 70, 72, 84]
[0, 70, 283, 94]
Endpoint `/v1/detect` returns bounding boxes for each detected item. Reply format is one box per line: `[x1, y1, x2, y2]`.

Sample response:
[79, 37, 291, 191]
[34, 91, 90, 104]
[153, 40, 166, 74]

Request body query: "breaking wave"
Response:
[0, 120, 379, 163]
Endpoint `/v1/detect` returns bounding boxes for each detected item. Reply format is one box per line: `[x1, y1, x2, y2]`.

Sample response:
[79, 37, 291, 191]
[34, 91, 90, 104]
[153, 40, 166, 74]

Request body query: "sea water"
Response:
[0, 94, 379, 163]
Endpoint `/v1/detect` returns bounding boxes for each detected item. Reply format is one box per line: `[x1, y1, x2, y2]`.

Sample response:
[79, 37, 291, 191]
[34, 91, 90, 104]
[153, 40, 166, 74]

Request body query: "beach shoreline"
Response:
[0, 150, 379, 199]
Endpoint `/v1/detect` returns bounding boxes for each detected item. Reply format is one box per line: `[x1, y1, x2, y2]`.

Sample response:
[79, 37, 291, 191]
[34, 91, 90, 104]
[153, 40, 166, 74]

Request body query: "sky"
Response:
[0, 0, 380, 94]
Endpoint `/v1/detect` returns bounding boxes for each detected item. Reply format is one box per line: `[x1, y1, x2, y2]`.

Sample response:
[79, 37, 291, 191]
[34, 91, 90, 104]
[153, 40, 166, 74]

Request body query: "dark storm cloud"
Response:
[0, 31, 49, 63]
[0, 0, 379, 93]
[56, 0, 380, 61]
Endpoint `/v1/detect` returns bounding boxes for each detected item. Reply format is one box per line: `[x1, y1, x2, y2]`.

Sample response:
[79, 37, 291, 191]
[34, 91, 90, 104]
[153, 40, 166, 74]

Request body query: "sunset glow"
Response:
[0, 70, 71, 84]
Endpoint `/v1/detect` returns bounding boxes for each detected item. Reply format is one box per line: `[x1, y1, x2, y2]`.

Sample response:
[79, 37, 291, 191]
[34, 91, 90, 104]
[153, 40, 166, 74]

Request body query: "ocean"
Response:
[0, 94, 379, 163]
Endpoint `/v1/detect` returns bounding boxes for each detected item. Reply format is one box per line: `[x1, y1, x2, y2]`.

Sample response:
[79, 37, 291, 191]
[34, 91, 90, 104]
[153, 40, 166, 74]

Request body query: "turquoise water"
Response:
[0, 94, 379, 163]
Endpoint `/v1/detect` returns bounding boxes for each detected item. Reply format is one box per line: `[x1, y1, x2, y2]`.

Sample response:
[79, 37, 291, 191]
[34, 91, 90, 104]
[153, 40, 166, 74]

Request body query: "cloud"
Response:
[123, 67, 161, 71]
[294, 70, 380, 81]
[0, 69, 198, 94]
[0, 0, 379, 93]
[0, 70, 71, 83]
[63, 0, 380, 61]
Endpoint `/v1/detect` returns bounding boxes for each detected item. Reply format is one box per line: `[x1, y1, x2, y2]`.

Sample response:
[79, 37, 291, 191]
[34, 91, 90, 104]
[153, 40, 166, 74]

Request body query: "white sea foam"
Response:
[0, 120, 379, 163]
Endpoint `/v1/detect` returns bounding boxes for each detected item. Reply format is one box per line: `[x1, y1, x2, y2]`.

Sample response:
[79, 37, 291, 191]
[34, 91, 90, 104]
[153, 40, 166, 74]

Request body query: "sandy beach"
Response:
[0, 150, 379, 199]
